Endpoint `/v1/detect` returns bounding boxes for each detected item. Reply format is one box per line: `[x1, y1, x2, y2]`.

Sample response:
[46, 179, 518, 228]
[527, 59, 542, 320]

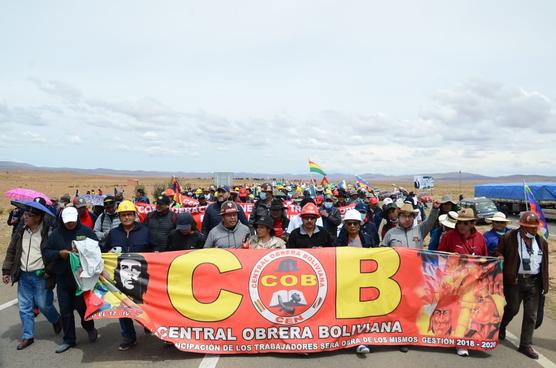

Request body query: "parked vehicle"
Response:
[417, 192, 433, 203]
[458, 197, 498, 224]
[474, 182, 556, 220]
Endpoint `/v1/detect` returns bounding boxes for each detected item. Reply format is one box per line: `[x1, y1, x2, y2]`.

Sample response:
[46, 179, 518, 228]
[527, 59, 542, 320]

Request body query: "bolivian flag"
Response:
[309, 160, 326, 176]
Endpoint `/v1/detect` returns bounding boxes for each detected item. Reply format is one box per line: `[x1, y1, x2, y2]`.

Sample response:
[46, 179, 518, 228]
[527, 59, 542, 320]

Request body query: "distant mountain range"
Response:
[1, 161, 555, 183]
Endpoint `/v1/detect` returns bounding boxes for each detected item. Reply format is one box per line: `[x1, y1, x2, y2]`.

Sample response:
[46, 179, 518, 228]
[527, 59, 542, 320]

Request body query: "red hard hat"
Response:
[300, 203, 320, 218]
[164, 188, 175, 197]
[370, 197, 378, 205]
[239, 188, 247, 197]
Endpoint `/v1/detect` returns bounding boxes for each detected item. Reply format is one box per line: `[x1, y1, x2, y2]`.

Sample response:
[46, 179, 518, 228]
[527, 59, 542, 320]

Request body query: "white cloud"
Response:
[1, 76, 556, 175]
[68, 135, 82, 144]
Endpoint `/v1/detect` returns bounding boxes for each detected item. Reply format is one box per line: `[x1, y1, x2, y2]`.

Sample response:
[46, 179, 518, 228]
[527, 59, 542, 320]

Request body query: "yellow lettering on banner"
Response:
[261, 274, 317, 287]
[261, 275, 277, 286]
[281, 275, 296, 287]
[336, 247, 401, 318]
[301, 274, 317, 286]
[167, 249, 242, 322]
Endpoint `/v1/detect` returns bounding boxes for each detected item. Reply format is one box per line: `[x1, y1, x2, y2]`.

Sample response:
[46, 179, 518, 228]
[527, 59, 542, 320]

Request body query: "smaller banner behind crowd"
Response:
[134, 201, 357, 230]
[84, 248, 504, 354]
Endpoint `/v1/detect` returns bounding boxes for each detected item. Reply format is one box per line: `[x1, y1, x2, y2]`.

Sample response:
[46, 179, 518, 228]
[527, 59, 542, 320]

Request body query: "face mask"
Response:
[524, 232, 535, 239]
[324, 202, 333, 209]
[260, 193, 267, 201]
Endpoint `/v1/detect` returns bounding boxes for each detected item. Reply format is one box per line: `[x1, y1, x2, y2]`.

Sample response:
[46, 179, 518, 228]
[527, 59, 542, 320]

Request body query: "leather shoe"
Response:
[52, 320, 62, 335]
[55, 342, 74, 354]
[498, 326, 506, 340]
[87, 328, 98, 343]
[517, 345, 539, 360]
[17, 338, 34, 350]
[399, 345, 409, 353]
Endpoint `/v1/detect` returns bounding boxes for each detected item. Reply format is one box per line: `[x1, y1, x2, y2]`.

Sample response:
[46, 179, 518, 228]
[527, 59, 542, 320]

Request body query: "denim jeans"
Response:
[18, 271, 61, 339]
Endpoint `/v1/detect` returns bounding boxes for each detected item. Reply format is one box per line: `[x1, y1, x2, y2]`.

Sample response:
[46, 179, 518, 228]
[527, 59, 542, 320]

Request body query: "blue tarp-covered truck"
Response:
[474, 182, 556, 220]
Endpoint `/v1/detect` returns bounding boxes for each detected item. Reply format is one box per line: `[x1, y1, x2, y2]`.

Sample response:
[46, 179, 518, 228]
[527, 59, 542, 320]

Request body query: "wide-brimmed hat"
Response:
[485, 212, 511, 223]
[439, 211, 458, 229]
[456, 208, 476, 221]
[440, 195, 456, 205]
[398, 203, 418, 215]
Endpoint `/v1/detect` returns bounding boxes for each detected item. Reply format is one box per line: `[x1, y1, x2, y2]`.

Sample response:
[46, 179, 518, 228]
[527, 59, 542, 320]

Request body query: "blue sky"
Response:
[1, 1, 555, 175]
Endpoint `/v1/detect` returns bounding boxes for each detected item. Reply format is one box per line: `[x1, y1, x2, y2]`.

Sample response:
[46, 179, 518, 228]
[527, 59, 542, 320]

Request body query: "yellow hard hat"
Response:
[195, 188, 202, 195]
[117, 200, 136, 213]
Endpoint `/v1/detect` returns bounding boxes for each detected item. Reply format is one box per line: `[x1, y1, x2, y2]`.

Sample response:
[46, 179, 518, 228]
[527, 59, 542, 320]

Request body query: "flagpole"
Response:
[523, 177, 530, 211]
[308, 158, 315, 193]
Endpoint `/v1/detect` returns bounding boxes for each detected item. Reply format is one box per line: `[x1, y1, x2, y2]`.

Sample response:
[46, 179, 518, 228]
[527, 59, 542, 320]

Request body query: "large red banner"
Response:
[84, 248, 504, 354]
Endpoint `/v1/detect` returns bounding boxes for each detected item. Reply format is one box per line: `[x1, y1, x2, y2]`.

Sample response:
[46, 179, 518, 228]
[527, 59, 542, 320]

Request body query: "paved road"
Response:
[0, 285, 555, 368]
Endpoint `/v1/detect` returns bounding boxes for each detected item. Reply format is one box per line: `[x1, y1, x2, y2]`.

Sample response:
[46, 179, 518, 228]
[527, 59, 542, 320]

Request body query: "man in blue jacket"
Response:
[201, 186, 248, 236]
[103, 200, 151, 351]
[483, 212, 512, 256]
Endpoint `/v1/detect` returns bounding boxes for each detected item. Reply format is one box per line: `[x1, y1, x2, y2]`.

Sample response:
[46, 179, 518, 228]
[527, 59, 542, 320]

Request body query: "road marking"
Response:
[199, 354, 220, 368]
[506, 331, 556, 368]
[0, 298, 17, 311]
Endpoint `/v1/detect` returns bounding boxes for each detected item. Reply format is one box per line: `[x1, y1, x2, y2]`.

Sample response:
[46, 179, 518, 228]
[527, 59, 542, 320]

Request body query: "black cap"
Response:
[255, 215, 274, 230]
[270, 199, 285, 210]
[103, 196, 116, 205]
[176, 213, 194, 229]
[156, 195, 171, 205]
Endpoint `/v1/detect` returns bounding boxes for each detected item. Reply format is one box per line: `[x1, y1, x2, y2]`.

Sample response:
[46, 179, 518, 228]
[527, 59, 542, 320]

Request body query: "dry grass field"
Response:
[0, 170, 554, 319]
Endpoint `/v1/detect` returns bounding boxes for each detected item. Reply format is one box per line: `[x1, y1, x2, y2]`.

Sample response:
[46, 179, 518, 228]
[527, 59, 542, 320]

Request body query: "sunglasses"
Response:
[345, 221, 360, 227]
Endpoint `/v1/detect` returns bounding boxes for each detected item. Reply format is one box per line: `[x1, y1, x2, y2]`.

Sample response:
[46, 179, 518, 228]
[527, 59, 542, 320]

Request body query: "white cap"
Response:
[383, 198, 393, 206]
[343, 208, 363, 223]
[61, 207, 78, 223]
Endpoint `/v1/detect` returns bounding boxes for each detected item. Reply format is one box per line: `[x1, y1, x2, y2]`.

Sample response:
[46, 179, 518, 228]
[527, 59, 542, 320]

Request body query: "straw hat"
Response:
[485, 212, 511, 223]
[398, 203, 418, 215]
[456, 208, 476, 221]
[439, 211, 458, 229]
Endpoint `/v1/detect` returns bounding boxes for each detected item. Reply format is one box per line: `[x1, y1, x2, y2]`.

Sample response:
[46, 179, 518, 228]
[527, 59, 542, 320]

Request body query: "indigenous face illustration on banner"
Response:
[84, 248, 504, 354]
[417, 252, 504, 345]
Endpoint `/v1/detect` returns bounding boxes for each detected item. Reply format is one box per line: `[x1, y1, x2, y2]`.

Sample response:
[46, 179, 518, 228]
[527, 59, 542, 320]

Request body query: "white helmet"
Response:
[343, 208, 363, 223]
